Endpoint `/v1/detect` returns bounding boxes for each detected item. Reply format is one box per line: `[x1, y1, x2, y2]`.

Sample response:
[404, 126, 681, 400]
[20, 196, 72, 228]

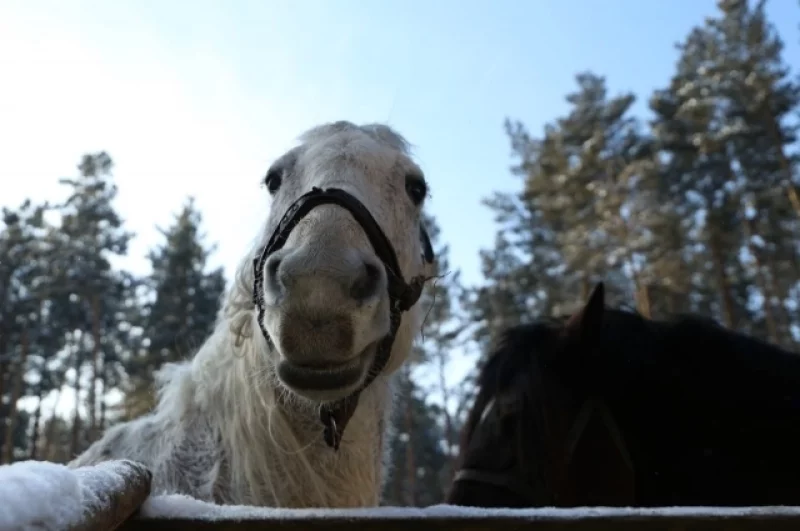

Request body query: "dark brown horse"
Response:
[447, 282, 800, 508]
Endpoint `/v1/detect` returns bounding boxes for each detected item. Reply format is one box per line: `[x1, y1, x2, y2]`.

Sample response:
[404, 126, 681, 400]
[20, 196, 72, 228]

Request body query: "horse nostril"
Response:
[350, 262, 383, 302]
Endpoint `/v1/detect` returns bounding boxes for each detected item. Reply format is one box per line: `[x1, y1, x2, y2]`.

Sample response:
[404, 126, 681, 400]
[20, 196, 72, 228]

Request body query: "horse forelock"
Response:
[459, 321, 562, 496]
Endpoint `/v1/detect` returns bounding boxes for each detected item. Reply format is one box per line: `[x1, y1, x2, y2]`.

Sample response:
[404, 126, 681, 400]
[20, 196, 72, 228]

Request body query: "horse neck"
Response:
[195, 315, 406, 508]
[656, 315, 800, 404]
[668, 315, 791, 365]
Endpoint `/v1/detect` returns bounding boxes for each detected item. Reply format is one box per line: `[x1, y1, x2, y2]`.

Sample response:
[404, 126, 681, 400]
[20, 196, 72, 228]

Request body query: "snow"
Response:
[141, 495, 800, 521]
[73, 460, 144, 519]
[0, 460, 83, 531]
[0, 459, 143, 531]
[2, 458, 800, 530]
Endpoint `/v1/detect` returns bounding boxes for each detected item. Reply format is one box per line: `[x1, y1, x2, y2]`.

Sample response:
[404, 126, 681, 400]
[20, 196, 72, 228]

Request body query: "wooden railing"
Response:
[3, 459, 800, 530]
[71, 461, 151, 531]
[119, 506, 800, 531]
[0, 459, 151, 531]
[121, 510, 800, 531]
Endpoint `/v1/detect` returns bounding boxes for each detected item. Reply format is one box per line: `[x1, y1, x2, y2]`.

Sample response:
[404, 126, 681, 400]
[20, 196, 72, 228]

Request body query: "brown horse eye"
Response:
[405, 175, 427, 205]
[264, 169, 282, 194]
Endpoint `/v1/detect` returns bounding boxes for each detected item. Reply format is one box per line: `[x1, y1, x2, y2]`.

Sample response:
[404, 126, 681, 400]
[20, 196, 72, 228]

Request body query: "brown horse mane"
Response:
[464, 302, 800, 450]
[456, 316, 570, 494]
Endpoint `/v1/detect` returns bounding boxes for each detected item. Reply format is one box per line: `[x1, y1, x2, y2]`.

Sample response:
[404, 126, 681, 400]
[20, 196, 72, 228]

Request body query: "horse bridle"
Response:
[252, 186, 435, 451]
[452, 398, 540, 502]
[453, 396, 633, 505]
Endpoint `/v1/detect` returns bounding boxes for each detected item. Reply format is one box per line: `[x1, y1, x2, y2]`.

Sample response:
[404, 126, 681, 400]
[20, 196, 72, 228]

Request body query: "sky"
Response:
[2, 0, 800, 417]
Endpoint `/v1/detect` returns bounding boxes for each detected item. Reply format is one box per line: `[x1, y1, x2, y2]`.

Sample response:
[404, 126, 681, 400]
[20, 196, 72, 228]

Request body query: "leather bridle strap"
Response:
[451, 398, 544, 505]
[563, 397, 634, 473]
[252, 187, 433, 450]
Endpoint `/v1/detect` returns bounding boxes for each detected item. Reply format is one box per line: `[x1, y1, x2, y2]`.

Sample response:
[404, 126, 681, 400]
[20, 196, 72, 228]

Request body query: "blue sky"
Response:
[1, 0, 799, 412]
[2, 0, 798, 287]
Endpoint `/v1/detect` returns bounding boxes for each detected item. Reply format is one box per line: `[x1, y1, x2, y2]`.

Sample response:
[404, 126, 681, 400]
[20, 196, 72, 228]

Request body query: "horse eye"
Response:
[405, 175, 427, 205]
[264, 169, 282, 194]
[497, 400, 516, 417]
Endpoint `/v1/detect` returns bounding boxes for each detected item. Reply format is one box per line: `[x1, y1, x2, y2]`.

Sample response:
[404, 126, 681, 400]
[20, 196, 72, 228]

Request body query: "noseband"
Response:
[252, 186, 435, 451]
[452, 399, 541, 503]
[453, 396, 633, 505]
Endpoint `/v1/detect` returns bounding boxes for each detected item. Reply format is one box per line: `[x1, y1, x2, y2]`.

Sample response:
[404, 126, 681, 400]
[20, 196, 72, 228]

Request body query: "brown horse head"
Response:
[447, 282, 636, 508]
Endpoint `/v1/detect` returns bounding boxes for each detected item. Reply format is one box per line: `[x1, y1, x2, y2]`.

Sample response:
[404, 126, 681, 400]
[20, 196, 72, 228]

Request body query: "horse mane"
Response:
[558, 304, 800, 409]
[464, 304, 800, 446]
[457, 318, 570, 493]
[649, 312, 800, 408]
[300, 121, 413, 156]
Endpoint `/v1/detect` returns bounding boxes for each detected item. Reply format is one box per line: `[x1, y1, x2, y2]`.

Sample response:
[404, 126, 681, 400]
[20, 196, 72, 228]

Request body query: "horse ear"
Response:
[563, 282, 605, 344]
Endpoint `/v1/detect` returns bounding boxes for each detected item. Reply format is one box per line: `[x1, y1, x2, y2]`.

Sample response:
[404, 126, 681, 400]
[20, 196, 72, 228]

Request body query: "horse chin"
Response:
[276, 342, 377, 403]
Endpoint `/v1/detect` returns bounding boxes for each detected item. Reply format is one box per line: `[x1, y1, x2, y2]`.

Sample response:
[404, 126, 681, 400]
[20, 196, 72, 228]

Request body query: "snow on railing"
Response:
[121, 502, 800, 530]
[3, 458, 800, 530]
[0, 458, 150, 531]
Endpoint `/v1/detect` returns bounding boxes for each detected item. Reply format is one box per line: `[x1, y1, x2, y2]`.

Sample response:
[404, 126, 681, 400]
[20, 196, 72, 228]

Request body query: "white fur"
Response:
[70, 122, 433, 508]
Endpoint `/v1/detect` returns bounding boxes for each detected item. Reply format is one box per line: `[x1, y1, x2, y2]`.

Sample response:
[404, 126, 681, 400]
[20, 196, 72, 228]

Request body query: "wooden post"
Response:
[69, 460, 152, 531]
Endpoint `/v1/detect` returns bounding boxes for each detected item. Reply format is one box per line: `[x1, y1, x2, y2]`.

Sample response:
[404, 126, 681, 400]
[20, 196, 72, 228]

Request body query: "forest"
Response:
[1, 0, 799, 507]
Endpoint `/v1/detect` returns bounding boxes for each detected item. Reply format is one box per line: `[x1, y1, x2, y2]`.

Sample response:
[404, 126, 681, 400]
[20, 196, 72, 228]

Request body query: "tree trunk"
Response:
[98, 373, 107, 434]
[636, 282, 652, 319]
[29, 354, 48, 461]
[392, 460, 403, 506]
[42, 382, 65, 462]
[436, 352, 456, 491]
[70, 342, 84, 457]
[581, 275, 591, 303]
[0, 367, 7, 461]
[764, 251, 795, 348]
[0, 319, 8, 460]
[88, 293, 102, 441]
[0, 270, 12, 414]
[761, 108, 800, 218]
[742, 215, 780, 344]
[403, 368, 416, 507]
[760, 211, 798, 347]
[28, 381, 45, 460]
[707, 219, 736, 329]
[740, 105, 798, 343]
[2, 326, 29, 464]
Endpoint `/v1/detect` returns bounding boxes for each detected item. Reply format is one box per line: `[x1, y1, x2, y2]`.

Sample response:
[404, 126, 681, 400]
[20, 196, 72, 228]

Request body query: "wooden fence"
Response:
[3, 459, 800, 530]
[120, 511, 800, 531]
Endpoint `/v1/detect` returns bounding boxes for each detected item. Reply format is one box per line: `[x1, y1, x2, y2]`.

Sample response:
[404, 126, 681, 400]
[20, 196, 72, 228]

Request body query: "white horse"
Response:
[70, 121, 436, 508]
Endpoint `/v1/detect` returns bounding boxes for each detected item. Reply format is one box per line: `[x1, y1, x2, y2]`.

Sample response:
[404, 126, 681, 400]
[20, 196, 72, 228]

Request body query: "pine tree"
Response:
[546, 72, 647, 307]
[382, 212, 457, 505]
[54, 152, 135, 453]
[0, 201, 51, 462]
[382, 371, 450, 507]
[648, 0, 800, 342]
[465, 122, 567, 352]
[649, 25, 750, 330]
[624, 157, 694, 318]
[468, 73, 649, 346]
[415, 213, 465, 491]
[123, 197, 225, 419]
[708, 0, 800, 346]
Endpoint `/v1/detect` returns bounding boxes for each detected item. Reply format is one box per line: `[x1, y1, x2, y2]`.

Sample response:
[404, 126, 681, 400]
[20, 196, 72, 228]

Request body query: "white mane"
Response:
[70, 121, 434, 508]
